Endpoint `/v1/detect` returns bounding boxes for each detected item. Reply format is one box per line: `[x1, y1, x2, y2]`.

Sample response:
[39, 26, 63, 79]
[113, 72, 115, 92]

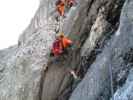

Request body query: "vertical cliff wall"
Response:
[0, 0, 132, 100]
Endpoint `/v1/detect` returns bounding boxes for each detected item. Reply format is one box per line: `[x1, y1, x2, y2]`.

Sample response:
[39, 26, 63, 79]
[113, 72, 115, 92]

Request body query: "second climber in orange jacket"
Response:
[51, 33, 73, 57]
[56, 0, 65, 17]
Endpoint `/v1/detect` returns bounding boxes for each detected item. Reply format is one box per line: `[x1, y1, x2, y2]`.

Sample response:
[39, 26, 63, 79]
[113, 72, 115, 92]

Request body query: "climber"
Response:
[50, 32, 73, 57]
[56, 0, 65, 17]
[65, 0, 76, 8]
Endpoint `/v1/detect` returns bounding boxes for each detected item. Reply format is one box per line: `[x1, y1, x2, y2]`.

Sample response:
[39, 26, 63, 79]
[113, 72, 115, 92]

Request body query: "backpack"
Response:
[52, 39, 63, 56]
[53, 40, 60, 49]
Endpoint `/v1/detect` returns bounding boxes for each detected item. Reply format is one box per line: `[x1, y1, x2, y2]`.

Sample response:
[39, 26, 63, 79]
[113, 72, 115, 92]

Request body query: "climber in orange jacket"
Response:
[51, 33, 73, 57]
[56, 0, 65, 17]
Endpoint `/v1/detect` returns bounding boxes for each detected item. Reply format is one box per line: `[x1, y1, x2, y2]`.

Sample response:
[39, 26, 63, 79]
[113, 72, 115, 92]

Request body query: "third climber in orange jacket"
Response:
[56, 0, 65, 17]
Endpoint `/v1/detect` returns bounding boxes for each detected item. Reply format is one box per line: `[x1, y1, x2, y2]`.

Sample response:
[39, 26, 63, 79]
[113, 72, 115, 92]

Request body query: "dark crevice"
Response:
[106, 0, 125, 25]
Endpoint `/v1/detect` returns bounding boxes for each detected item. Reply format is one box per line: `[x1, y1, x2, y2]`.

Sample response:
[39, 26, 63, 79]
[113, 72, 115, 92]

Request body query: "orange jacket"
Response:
[62, 37, 72, 48]
[56, 1, 65, 16]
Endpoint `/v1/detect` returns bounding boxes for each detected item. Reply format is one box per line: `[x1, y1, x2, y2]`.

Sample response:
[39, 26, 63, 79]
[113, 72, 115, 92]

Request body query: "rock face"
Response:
[1, 0, 133, 100]
[70, 0, 133, 100]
